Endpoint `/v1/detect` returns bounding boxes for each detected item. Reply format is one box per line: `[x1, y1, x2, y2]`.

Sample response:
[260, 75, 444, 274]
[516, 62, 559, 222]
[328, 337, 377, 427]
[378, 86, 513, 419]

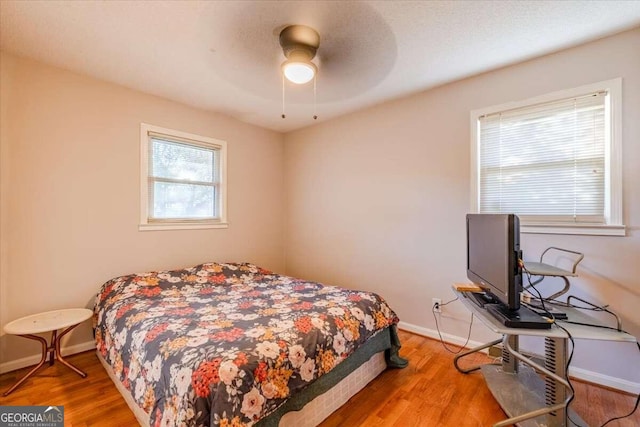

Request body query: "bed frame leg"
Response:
[386, 326, 409, 368]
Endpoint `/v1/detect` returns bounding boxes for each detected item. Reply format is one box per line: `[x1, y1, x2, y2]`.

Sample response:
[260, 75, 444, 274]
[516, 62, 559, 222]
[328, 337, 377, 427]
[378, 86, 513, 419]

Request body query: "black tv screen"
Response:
[466, 213, 522, 310]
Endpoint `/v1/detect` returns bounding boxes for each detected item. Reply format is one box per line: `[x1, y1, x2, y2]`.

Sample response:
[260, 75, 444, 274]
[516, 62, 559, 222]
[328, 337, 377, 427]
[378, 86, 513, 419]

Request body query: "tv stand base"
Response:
[481, 364, 585, 427]
[453, 287, 637, 427]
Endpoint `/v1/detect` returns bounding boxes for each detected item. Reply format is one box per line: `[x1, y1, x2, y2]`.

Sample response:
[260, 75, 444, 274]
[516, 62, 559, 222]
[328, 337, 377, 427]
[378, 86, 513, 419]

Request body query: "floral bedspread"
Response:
[94, 262, 399, 427]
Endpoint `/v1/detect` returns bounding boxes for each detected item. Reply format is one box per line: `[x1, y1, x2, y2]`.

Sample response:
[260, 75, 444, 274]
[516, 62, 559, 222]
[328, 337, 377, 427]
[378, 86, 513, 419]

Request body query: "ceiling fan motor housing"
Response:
[279, 25, 320, 61]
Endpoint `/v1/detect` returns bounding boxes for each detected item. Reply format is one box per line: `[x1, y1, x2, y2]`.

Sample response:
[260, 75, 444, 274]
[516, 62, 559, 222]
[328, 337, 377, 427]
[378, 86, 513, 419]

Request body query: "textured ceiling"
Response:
[1, 1, 639, 133]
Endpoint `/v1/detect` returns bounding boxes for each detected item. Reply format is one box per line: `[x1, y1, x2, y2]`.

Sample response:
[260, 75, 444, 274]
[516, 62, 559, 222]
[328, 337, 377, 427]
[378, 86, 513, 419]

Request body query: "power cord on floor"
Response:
[432, 296, 475, 354]
[522, 268, 583, 426]
[553, 323, 639, 427]
[523, 267, 640, 427]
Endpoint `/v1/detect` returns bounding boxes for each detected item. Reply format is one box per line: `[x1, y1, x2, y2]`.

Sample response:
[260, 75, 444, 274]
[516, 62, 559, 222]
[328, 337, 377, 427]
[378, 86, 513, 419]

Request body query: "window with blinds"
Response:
[139, 124, 227, 230]
[471, 79, 624, 236]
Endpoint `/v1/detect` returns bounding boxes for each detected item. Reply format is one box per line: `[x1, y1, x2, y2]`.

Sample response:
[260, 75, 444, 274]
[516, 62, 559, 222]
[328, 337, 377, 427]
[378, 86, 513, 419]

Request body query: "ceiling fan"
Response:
[279, 25, 320, 85]
[278, 25, 321, 119]
[202, 1, 396, 124]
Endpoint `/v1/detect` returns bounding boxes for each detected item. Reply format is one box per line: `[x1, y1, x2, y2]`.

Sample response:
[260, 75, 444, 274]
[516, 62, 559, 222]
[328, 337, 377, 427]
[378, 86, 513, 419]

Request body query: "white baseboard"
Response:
[0, 340, 95, 374]
[569, 366, 640, 395]
[397, 321, 640, 395]
[398, 320, 495, 354]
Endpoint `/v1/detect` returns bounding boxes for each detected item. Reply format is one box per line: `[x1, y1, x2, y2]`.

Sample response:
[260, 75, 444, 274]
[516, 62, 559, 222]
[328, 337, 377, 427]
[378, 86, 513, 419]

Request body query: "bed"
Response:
[93, 262, 407, 426]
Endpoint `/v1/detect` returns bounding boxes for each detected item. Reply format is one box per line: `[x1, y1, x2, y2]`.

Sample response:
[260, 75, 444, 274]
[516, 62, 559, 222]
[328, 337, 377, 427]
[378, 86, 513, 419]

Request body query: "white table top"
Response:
[454, 288, 636, 342]
[4, 308, 93, 335]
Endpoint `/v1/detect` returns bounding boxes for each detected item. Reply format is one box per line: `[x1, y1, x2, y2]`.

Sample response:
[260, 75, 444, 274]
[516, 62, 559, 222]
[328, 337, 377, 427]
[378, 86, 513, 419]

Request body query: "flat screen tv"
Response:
[466, 213, 522, 311]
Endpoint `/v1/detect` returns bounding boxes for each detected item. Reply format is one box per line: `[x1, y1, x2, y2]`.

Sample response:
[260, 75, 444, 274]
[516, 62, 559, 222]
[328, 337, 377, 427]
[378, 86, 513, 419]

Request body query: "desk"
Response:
[453, 289, 636, 427]
[3, 308, 93, 396]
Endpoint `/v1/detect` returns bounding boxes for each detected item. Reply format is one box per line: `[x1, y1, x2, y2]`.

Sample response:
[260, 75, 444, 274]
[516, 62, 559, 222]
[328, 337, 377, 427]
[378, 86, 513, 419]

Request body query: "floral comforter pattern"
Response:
[94, 263, 399, 427]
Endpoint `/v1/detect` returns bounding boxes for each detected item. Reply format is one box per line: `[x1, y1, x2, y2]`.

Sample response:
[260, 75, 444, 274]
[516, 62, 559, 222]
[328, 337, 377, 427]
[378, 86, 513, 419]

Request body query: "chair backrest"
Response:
[539, 247, 584, 274]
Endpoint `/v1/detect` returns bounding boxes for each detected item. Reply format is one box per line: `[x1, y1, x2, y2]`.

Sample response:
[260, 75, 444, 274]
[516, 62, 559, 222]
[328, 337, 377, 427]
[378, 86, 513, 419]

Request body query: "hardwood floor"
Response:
[322, 331, 640, 427]
[0, 330, 637, 426]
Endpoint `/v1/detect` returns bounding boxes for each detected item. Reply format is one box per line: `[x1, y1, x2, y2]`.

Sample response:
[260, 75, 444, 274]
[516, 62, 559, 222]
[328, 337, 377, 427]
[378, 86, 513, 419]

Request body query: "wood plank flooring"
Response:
[322, 331, 640, 427]
[0, 330, 637, 426]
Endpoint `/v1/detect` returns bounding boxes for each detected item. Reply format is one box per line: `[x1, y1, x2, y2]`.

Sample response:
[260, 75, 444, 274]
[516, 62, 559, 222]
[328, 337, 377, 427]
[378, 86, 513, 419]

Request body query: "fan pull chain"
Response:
[313, 74, 318, 120]
[281, 71, 319, 120]
[281, 74, 286, 119]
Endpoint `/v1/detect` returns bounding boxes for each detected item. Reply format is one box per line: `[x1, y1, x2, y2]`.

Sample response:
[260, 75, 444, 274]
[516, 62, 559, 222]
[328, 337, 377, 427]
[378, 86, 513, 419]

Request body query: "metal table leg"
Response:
[2, 334, 48, 396]
[454, 337, 503, 374]
[2, 324, 87, 396]
[490, 335, 573, 427]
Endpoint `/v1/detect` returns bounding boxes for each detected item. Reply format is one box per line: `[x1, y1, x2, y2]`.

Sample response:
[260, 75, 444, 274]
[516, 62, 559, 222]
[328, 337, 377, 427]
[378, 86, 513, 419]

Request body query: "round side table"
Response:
[2, 308, 93, 396]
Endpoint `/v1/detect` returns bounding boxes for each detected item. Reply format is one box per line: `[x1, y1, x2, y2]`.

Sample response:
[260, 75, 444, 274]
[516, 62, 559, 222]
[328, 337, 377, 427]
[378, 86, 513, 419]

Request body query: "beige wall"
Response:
[0, 53, 285, 366]
[284, 28, 640, 386]
[1, 29, 638, 389]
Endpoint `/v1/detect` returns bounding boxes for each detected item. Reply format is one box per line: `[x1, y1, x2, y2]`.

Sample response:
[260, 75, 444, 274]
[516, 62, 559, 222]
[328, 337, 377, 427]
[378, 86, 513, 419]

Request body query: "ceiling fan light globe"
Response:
[282, 61, 316, 84]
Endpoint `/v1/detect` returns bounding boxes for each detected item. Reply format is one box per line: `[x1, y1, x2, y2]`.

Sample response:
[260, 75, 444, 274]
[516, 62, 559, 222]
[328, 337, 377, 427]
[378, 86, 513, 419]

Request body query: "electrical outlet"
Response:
[432, 298, 442, 313]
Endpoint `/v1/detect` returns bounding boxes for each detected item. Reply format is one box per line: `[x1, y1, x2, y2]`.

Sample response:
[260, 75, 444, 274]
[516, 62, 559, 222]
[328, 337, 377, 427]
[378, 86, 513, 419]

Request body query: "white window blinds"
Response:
[478, 92, 606, 224]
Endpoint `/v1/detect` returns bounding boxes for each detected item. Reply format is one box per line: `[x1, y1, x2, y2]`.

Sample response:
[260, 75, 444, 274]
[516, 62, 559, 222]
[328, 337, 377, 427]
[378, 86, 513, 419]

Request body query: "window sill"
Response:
[522, 223, 625, 237]
[139, 222, 229, 231]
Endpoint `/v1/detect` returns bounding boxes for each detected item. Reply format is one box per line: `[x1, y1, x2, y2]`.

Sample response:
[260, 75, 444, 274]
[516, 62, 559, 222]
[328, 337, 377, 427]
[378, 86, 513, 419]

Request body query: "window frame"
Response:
[470, 79, 624, 236]
[139, 123, 228, 231]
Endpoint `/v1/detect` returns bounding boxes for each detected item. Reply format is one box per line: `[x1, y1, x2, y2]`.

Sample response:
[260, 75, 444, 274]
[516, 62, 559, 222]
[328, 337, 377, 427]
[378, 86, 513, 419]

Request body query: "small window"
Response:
[140, 124, 227, 231]
[470, 79, 624, 236]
